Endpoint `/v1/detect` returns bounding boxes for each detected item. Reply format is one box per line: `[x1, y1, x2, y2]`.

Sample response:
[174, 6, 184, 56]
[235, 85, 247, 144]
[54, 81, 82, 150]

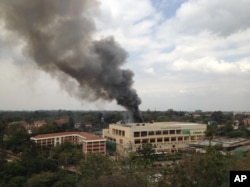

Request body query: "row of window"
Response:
[86, 142, 105, 146]
[86, 148, 105, 151]
[134, 136, 201, 144]
[105, 136, 116, 142]
[112, 129, 125, 136]
[134, 129, 182, 137]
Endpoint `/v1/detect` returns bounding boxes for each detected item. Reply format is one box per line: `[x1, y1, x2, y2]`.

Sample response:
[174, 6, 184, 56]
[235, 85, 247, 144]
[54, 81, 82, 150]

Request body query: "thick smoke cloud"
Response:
[0, 0, 143, 122]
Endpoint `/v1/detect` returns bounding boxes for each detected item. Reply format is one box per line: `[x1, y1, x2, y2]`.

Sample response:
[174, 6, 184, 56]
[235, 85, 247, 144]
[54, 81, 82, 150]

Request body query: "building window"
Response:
[157, 138, 163, 142]
[176, 130, 181, 134]
[141, 131, 147, 137]
[164, 137, 169, 142]
[196, 136, 202, 140]
[134, 132, 140, 137]
[170, 130, 175, 134]
[156, 131, 161, 135]
[150, 138, 155, 143]
[163, 130, 168, 135]
[171, 137, 176, 142]
[178, 137, 183, 141]
[148, 131, 154, 136]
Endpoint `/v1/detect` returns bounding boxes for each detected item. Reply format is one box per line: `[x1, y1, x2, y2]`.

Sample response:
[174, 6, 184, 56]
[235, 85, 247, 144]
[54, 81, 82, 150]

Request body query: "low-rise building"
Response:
[242, 118, 250, 126]
[31, 131, 106, 155]
[33, 120, 47, 127]
[103, 122, 206, 156]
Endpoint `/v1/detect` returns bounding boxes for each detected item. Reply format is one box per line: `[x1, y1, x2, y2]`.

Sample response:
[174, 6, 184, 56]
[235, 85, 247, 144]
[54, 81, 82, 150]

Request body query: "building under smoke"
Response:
[103, 122, 207, 156]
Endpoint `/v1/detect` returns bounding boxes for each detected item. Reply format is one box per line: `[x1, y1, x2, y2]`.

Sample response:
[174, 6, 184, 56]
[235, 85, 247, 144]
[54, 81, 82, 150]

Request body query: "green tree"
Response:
[205, 125, 216, 145]
[68, 116, 75, 130]
[34, 123, 58, 134]
[156, 115, 171, 122]
[118, 154, 149, 187]
[136, 143, 156, 167]
[3, 122, 29, 153]
[20, 150, 58, 176]
[51, 142, 82, 166]
[0, 161, 26, 186]
[160, 147, 232, 187]
[227, 130, 247, 138]
[25, 171, 58, 187]
[4, 176, 26, 187]
[0, 120, 7, 167]
[50, 171, 78, 187]
[85, 174, 145, 187]
[79, 153, 113, 185]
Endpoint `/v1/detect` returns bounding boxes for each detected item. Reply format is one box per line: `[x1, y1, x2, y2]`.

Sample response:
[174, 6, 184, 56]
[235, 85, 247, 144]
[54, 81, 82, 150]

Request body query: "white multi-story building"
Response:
[103, 122, 206, 156]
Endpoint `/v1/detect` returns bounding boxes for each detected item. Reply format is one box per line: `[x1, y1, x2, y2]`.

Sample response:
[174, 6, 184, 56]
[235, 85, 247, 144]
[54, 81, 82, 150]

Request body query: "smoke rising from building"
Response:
[0, 0, 143, 122]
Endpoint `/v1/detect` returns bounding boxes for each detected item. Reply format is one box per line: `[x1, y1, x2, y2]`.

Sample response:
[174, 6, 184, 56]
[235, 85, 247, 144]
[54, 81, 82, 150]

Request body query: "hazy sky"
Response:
[0, 0, 250, 111]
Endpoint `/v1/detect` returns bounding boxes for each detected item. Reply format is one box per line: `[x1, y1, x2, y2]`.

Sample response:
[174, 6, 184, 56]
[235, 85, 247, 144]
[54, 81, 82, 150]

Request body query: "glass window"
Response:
[134, 132, 140, 137]
[176, 130, 181, 134]
[157, 138, 163, 142]
[148, 131, 154, 136]
[163, 130, 168, 135]
[171, 137, 176, 141]
[170, 130, 175, 134]
[156, 131, 162, 135]
[141, 131, 147, 137]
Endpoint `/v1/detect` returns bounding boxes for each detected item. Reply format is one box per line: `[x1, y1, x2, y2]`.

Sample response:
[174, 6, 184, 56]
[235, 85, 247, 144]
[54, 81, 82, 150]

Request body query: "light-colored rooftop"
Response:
[191, 138, 250, 148]
[114, 121, 205, 128]
[31, 131, 105, 141]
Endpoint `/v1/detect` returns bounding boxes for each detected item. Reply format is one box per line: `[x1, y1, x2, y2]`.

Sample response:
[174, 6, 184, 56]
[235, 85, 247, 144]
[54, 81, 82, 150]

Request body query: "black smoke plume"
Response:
[0, 0, 143, 122]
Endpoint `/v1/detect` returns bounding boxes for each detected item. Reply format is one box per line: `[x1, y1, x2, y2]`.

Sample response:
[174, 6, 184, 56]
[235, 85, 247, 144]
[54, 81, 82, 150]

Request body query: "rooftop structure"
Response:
[190, 137, 250, 149]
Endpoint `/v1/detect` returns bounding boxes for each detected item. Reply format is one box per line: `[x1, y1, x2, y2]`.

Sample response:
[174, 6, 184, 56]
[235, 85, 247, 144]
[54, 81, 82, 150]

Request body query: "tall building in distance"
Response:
[31, 132, 106, 155]
[103, 122, 207, 156]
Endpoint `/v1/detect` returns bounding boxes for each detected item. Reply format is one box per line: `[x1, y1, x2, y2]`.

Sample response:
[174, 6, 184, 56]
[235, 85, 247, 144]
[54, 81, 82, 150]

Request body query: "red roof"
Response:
[54, 119, 67, 125]
[31, 131, 104, 141]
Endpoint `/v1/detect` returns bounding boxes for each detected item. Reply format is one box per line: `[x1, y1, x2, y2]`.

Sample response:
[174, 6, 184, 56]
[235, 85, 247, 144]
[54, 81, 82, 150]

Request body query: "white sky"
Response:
[0, 0, 250, 111]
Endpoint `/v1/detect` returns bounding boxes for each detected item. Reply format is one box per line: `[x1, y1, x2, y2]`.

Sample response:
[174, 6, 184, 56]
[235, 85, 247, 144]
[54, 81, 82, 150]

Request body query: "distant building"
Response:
[33, 120, 47, 127]
[74, 122, 82, 130]
[24, 120, 47, 134]
[84, 123, 92, 129]
[242, 118, 250, 126]
[31, 131, 106, 155]
[192, 114, 201, 119]
[190, 137, 250, 151]
[103, 122, 206, 156]
[54, 118, 67, 125]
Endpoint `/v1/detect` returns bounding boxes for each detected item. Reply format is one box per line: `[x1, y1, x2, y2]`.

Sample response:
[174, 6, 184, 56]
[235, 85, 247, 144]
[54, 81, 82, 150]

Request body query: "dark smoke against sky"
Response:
[0, 0, 143, 122]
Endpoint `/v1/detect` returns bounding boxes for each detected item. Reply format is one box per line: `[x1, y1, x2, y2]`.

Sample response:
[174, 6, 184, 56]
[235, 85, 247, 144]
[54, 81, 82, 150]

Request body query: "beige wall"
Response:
[103, 122, 206, 156]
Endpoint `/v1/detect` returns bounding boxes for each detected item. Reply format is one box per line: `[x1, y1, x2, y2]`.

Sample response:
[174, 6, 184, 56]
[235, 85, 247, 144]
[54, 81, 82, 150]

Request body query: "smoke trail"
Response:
[0, 0, 143, 122]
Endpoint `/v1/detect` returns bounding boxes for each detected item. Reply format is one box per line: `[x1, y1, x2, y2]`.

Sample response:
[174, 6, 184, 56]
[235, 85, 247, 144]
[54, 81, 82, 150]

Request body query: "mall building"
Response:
[102, 122, 207, 156]
[31, 131, 106, 155]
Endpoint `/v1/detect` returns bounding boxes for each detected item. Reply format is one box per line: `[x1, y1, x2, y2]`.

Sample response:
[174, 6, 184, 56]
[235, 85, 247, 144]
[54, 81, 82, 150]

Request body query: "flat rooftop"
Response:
[31, 131, 105, 141]
[191, 138, 250, 148]
[115, 121, 205, 127]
